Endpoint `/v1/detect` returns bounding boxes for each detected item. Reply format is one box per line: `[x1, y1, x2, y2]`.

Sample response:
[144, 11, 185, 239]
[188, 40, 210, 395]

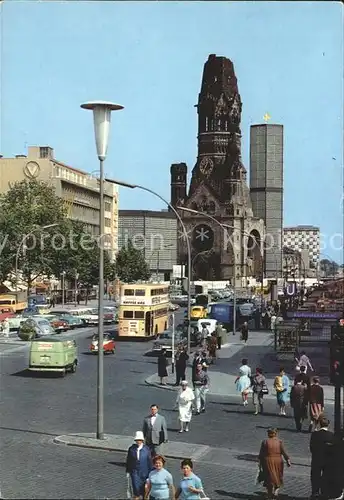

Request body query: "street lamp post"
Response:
[105, 178, 192, 354]
[15, 224, 59, 293]
[61, 271, 66, 306]
[81, 101, 123, 440]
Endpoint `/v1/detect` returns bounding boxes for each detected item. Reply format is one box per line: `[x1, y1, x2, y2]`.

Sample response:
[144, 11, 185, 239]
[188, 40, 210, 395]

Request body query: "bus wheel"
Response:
[71, 362, 77, 373]
[155, 325, 158, 335]
[164, 322, 167, 330]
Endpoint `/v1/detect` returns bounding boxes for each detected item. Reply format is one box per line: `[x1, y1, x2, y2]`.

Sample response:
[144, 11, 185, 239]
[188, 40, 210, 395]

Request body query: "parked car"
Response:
[90, 333, 115, 354]
[90, 308, 114, 324]
[55, 308, 98, 326]
[52, 310, 86, 328]
[19, 317, 55, 339]
[151, 329, 187, 356]
[39, 314, 69, 333]
[168, 302, 179, 311]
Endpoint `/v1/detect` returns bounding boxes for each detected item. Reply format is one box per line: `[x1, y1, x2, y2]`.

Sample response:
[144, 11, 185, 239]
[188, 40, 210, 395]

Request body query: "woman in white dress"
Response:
[175, 381, 195, 433]
[235, 358, 252, 406]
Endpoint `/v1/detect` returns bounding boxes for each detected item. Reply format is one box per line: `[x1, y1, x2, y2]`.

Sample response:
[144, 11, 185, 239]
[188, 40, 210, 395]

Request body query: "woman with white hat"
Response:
[175, 381, 195, 433]
[125, 431, 152, 500]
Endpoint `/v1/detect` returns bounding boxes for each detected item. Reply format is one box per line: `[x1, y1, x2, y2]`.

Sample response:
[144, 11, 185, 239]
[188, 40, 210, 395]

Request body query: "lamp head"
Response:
[81, 101, 124, 161]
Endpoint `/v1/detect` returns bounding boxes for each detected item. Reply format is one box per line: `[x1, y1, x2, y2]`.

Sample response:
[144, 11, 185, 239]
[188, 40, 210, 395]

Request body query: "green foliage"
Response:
[116, 240, 150, 283]
[0, 180, 116, 289]
[0, 179, 66, 287]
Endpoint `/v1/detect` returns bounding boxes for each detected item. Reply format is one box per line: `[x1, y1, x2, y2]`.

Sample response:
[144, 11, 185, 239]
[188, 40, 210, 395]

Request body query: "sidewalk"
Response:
[54, 432, 311, 470]
[145, 330, 335, 403]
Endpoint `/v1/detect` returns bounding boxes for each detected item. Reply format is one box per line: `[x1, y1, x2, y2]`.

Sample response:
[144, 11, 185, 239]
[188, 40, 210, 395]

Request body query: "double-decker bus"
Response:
[118, 283, 169, 338]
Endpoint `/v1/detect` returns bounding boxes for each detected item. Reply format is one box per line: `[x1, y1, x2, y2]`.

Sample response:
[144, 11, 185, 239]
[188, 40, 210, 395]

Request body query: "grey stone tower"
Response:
[249, 123, 284, 279]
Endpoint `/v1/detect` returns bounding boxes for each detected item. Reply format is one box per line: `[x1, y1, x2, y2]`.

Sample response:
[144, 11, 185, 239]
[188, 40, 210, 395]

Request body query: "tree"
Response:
[116, 240, 150, 283]
[47, 219, 116, 303]
[0, 179, 67, 290]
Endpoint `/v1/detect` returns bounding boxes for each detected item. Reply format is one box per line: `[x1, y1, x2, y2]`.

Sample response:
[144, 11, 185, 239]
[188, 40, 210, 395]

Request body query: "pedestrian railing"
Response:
[275, 323, 300, 353]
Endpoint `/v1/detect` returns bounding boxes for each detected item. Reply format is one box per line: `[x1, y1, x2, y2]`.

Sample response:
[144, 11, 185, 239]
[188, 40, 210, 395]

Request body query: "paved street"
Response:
[0, 315, 336, 499]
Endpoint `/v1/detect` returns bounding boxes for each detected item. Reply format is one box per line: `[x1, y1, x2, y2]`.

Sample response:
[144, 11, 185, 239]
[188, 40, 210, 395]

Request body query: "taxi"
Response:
[90, 333, 115, 354]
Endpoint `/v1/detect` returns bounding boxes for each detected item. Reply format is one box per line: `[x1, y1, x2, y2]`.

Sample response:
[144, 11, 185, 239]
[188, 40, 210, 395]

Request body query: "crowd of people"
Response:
[125, 404, 208, 500]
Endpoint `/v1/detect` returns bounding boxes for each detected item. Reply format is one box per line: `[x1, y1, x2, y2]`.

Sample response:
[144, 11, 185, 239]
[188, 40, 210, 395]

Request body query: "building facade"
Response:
[250, 124, 284, 279]
[118, 210, 177, 281]
[170, 54, 265, 283]
[283, 225, 320, 265]
[0, 146, 119, 258]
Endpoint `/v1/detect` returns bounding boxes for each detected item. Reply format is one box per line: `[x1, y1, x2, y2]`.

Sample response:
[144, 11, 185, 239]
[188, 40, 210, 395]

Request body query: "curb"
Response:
[53, 434, 210, 460]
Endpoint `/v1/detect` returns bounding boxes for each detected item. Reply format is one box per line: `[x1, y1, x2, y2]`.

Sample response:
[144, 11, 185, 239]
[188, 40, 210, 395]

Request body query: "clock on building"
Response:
[199, 157, 214, 176]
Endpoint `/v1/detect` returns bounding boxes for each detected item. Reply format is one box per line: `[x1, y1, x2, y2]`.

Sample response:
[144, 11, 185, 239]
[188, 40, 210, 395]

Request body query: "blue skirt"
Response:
[236, 375, 251, 393]
[130, 470, 146, 497]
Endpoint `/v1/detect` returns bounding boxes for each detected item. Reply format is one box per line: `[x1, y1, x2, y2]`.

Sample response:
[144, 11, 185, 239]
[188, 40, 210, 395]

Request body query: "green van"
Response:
[29, 337, 78, 376]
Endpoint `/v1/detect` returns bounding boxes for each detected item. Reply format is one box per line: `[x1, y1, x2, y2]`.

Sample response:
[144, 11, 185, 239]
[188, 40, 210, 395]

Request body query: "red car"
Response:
[90, 333, 115, 354]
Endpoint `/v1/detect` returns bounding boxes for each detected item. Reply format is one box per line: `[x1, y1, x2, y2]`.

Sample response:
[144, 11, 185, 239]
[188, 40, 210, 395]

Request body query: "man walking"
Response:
[215, 322, 223, 350]
[142, 404, 168, 456]
[193, 362, 210, 414]
[309, 416, 336, 499]
[290, 380, 308, 432]
[294, 365, 311, 392]
[240, 321, 249, 345]
[308, 377, 324, 432]
[174, 346, 189, 386]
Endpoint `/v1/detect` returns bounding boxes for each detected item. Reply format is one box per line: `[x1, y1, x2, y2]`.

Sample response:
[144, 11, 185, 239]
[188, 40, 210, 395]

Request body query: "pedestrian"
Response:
[175, 381, 195, 433]
[193, 363, 210, 414]
[308, 377, 324, 433]
[192, 351, 203, 389]
[240, 321, 249, 345]
[254, 308, 261, 330]
[294, 365, 311, 392]
[290, 379, 308, 432]
[309, 416, 341, 499]
[273, 367, 289, 416]
[270, 313, 277, 333]
[215, 321, 223, 349]
[207, 332, 217, 364]
[175, 346, 189, 386]
[142, 404, 168, 457]
[295, 350, 313, 374]
[252, 367, 267, 415]
[175, 459, 205, 500]
[235, 358, 251, 406]
[145, 455, 175, 500]
[157, 349, 168, 385]
[200, 323, 209, 347]
[125, 431, 153, 500]
[258, 428, 291, 500]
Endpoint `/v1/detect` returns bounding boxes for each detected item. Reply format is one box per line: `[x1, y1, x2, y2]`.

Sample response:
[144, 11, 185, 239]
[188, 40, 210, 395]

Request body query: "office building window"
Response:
[105, 218, 111, 227]
[105, 202, 111, 212]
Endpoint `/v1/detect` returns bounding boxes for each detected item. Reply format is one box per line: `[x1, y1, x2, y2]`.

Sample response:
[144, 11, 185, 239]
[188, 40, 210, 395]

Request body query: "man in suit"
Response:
[309, 416, 339, 499]
[125, 431, 153, 500]
[294, 365, 311, 392]
[142, 404, 168, 456]
[290, 380, 308, 432]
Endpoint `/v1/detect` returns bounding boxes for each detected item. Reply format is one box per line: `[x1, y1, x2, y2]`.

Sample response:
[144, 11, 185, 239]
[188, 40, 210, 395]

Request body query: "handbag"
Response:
[255, 466, 265, 485]
[200, 490, 210, 500]
[261, 384, 269, 395]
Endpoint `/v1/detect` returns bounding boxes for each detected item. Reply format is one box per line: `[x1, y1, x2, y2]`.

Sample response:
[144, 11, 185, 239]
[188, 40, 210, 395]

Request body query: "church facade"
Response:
[170, 54, 265, 283]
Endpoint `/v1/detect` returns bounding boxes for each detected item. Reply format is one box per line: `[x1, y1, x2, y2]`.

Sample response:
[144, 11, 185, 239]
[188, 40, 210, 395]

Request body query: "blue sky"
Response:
[1, 1, 343, 262]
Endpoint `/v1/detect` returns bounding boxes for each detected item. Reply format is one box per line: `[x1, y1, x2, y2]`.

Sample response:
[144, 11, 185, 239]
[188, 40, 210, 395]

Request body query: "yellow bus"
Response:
[118, 283, 169, 338]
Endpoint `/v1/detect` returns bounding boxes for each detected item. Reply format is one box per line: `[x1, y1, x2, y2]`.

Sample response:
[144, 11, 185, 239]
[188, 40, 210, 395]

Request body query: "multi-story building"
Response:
[283, 225, 320, 265]
[0, 146, 119, 258]
[118, 210, 177, 281]
[250, 123, 284, 280]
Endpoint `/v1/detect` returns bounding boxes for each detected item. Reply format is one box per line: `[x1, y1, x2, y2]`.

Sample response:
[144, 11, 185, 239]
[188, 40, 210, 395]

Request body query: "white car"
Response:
[68, 308, 99, 326]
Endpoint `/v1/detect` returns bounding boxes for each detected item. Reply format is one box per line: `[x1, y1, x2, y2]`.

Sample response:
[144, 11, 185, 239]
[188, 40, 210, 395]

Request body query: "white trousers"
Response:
[194, 386, 209, 411]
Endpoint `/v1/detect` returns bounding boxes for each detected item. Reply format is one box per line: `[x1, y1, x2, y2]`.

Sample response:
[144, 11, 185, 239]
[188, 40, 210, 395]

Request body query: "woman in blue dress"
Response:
[273, 367, 290, 416]
[235, 358, 252, 406]
[125, 431, 152, 500]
